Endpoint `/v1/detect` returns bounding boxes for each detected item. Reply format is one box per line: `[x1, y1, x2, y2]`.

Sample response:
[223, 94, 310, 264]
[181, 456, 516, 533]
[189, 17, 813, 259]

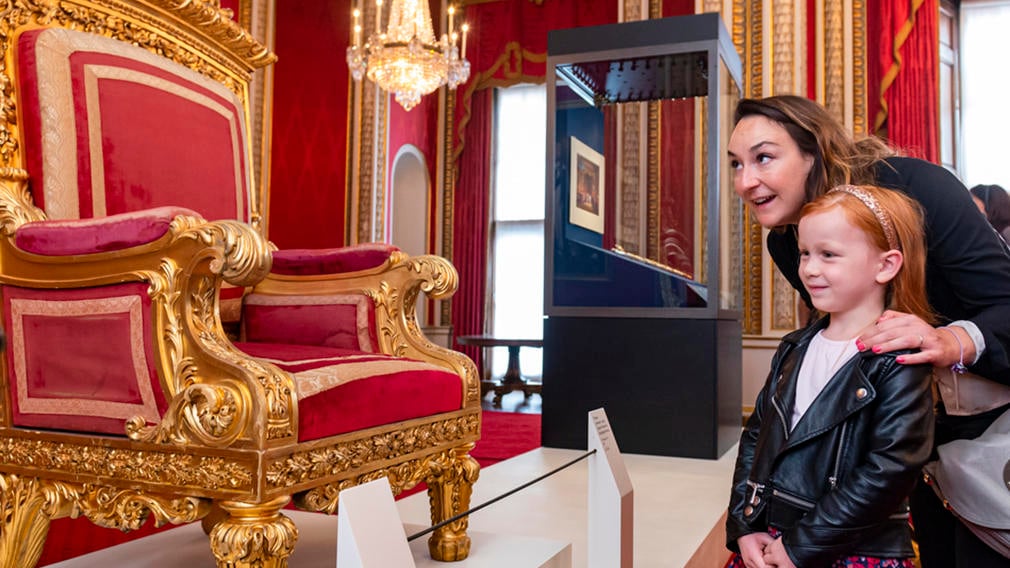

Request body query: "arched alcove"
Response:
[390, 144, 429, 258]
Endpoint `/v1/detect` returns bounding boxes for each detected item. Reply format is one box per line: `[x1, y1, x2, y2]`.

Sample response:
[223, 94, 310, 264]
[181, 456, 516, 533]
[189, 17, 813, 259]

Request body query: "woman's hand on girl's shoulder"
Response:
[856, 310, 964, 367]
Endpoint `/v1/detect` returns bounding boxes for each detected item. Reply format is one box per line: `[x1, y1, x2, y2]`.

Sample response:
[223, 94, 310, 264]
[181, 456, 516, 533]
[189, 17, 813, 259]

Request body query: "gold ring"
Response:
[917, 334, 924, 348]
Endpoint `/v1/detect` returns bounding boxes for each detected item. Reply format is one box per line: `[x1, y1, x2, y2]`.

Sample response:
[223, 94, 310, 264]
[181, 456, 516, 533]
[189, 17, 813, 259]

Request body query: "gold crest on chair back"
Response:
[0, 2, 482, 566]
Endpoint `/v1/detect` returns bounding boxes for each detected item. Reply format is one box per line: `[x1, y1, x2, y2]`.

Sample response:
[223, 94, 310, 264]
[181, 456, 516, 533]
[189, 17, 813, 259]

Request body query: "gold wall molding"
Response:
[238, 0, 276, 235]
[348, 0, 389, 245]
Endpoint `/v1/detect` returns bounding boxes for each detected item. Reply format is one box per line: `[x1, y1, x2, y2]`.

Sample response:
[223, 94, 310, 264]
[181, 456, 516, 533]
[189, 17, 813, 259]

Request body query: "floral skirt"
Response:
[727, 527, 916, 568]
[726, 553, 915, 568]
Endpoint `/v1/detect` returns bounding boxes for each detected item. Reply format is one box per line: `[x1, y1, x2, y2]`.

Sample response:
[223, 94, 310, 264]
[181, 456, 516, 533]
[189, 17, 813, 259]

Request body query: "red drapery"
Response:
[448, 0, 616, 371]
[872, 0, 939, 163]
[451, 89, 491, 369]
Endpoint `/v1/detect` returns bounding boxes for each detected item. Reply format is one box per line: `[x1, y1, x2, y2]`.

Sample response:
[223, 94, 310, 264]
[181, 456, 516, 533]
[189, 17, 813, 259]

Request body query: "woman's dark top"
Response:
[767, 156, 1010, 388]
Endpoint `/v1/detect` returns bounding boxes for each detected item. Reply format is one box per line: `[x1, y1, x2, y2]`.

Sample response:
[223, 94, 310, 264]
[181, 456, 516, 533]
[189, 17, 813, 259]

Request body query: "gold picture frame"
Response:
[569, 136, 605, 234]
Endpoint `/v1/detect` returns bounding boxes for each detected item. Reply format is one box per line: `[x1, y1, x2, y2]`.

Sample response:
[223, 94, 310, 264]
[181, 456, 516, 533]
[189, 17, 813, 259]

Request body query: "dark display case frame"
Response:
[541, 13, 744, 459]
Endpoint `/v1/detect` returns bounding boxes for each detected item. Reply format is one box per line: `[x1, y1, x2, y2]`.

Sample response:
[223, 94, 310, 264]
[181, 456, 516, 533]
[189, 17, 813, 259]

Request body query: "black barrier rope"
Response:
[406, 449, 597, 542]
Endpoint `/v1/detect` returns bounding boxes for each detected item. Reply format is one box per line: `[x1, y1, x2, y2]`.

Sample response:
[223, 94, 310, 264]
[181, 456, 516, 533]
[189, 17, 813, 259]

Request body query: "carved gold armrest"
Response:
[253, 250, 481, 406]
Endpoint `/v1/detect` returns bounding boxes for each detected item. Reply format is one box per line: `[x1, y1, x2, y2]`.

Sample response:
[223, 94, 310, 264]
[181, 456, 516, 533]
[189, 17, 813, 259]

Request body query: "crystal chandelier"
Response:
[347, 0, 470, 111]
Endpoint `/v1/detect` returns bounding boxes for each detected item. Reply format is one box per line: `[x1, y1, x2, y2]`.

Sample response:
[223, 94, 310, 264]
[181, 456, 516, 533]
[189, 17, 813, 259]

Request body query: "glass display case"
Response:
[541, 13, 743, 459]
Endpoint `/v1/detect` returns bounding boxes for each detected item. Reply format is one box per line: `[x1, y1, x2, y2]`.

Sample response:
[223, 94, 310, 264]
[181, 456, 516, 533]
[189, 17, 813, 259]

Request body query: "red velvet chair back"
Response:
[16, 28, 253, 223]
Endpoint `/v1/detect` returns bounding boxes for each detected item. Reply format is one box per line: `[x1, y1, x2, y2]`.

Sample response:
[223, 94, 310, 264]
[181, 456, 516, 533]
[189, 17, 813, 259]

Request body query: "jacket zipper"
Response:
[771, 375, 790, 440]
[771, 488, 815, 510]
[828, 421, 847, 489]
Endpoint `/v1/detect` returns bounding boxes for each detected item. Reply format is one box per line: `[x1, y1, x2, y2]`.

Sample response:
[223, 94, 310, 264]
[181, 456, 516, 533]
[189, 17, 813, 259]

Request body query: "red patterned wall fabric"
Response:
[269, 1, 351, 249]
[870, 0, 939, 163]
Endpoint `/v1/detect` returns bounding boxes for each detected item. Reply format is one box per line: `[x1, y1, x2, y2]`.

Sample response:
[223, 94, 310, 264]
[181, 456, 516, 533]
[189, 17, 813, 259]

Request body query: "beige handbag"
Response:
[922, 407, 1010, 559]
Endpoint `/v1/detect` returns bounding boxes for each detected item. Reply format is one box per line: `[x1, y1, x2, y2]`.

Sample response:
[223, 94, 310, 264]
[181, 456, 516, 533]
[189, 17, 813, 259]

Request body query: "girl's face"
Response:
[728, 115, 815, 228]
[797, 207, 894, 318]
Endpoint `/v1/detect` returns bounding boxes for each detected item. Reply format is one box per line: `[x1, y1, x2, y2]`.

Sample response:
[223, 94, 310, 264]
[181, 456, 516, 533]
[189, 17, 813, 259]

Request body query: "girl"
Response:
[726, 185, 935, 568]
[728, 95, 1010, 567]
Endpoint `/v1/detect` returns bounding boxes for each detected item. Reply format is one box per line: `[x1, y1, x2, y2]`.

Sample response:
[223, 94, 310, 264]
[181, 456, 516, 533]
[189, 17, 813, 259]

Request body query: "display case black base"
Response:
[541, 315, 741, 459]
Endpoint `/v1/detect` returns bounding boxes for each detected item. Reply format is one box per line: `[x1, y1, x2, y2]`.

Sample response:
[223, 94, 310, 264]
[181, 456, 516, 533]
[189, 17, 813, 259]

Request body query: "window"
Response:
[960, 0, 1010, 188]
[489, 84, 546, 379]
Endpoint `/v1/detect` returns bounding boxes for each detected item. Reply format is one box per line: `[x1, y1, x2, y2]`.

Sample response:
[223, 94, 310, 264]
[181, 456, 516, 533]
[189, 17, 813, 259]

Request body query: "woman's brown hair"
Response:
[800, 184, 935, 323]
[735, 95, 895, 203]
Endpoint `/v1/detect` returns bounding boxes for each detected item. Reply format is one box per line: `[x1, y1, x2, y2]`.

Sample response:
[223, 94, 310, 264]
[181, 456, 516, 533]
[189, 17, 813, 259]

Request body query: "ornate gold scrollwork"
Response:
[0, 474, 55, 568]
[127, 381, 248, 446]
[0, 436, 255, 490]
[425, 444, 480, 561]
[0, 169, 44, 236]
[209, 497, 297, 568]
[128, 216, 295, 445]
[267, 414, 480, 491]
[78, 485, 209, 530]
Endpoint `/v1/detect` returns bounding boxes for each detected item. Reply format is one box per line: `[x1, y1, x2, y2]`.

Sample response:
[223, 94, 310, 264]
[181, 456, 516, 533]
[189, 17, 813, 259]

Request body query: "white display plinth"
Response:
[337, 477, 416, 567]
[50, 512, 572, 568]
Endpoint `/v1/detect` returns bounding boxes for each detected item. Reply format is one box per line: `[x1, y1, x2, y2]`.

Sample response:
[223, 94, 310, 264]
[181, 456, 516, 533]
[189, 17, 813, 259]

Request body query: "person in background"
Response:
[726, 184, 934, 568]
[728, 95, 1010, 567]
[970, 183, 1010, 243]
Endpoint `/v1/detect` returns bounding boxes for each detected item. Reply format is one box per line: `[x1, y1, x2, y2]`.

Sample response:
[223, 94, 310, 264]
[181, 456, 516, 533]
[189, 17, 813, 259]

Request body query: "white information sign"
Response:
[587, 408, 634, 568]
[336, 477, 416, 568]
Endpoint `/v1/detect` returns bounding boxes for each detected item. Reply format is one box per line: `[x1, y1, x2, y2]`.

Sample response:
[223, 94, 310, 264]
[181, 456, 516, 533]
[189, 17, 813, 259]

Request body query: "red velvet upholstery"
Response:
[17, 28, 249, 222]
[2, 284, 168, 435]
[271, 243, 399, 275]
[236, 342, 462, 441]
[243, 293, 379, 350]
[14, 206, 198, 255]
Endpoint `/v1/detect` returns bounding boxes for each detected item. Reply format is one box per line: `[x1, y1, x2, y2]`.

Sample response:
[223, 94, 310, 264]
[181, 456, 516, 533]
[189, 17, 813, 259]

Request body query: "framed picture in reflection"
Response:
[569, 136, 605, 234]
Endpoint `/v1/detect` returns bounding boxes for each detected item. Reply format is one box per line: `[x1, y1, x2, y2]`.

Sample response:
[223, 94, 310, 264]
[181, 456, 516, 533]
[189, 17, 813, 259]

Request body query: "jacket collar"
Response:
[771, 317, 877, 451]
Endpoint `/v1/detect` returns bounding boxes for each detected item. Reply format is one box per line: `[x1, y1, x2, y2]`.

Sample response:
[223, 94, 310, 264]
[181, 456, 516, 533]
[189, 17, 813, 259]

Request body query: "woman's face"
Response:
[728, 115, 815, 228]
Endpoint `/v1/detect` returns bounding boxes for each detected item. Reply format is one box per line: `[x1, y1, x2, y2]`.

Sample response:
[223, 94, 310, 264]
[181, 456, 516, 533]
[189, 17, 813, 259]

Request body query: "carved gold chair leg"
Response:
[202, 501, 229, 535]
[208, 496, 298, 568]
[425, 445, 480, 561]
[0, 474, 55, 568]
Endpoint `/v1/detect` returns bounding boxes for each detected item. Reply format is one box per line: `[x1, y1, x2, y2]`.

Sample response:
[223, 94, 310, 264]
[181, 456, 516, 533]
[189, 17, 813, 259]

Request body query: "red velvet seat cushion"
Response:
[14, 206, 198, 255]
[271, 243, 400, 276]
[235, 342, 462, 442]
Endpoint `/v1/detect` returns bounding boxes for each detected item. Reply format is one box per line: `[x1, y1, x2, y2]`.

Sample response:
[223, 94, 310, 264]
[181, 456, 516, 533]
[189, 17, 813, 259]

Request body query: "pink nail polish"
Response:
[856, 340, 866, 351]
[872, 345, 882, 354]
[896, 356, 905, 364]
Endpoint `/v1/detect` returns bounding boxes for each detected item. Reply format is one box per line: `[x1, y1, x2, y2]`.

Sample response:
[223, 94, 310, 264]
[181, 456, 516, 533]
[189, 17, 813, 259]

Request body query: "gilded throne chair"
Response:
[0, 1, 481, 566]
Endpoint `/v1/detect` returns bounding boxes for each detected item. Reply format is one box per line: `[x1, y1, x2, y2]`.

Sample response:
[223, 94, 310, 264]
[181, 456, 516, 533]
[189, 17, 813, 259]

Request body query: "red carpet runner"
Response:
[38, 410, 542, 565]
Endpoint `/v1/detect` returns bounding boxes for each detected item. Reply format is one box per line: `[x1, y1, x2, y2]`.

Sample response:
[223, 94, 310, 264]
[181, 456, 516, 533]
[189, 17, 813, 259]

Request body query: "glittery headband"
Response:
[828, 185, 899, 250]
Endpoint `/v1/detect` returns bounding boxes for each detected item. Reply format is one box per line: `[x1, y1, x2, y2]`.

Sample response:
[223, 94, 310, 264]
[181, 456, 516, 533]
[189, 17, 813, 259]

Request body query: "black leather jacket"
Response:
[726, 319, 935, 567]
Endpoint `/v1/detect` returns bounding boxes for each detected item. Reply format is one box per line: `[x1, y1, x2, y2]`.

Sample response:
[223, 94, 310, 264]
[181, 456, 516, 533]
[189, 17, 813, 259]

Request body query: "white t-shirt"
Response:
[791, 330, 859, 430]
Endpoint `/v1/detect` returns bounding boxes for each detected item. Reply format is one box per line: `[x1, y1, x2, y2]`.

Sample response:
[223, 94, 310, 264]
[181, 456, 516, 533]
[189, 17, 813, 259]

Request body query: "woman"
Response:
[727, 95, 1010, 567]
[970, 183, 1010, 243]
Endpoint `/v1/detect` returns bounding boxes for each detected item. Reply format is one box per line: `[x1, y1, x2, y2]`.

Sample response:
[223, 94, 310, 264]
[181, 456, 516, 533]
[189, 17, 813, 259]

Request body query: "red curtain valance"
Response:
[872, 0, 939, 163]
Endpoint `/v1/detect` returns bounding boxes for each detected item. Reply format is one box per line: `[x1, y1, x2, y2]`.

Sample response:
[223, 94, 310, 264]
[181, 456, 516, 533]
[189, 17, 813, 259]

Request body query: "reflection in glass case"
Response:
[546, 14, 742, 316]
[541, 14, 743, 459]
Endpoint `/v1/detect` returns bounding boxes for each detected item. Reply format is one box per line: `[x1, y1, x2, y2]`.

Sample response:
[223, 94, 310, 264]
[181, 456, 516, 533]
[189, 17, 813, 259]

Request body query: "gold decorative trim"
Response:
[647, 101, 659, 261]
[823, 0, 845, 122]
[852, 0, 867, 136]
[440, 89, 456, 327]
[269, 413, 480, 491]
[0, 170, 44, 236]
[0, 437, 256, 491]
